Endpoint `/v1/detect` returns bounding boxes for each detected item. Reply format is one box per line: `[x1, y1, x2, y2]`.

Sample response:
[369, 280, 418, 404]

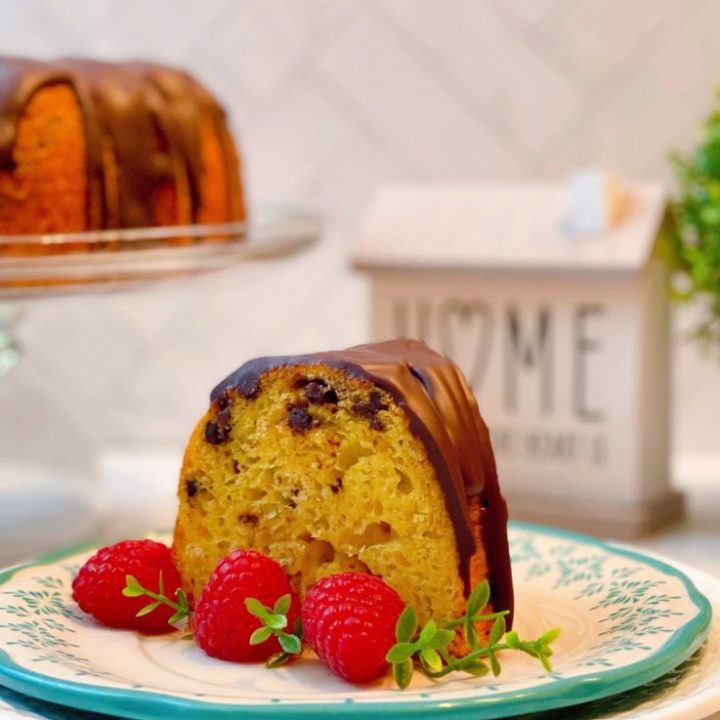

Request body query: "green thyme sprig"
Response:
[121, 573, 558, 686]
[121, 575, 302, 663]
[386, 580, 559, 689]
[122, 572, 191, 626]
[245, 594, 303, 667]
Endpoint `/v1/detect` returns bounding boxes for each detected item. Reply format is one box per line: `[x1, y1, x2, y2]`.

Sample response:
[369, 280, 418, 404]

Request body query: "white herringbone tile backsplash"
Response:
[2, 0, 720, 462]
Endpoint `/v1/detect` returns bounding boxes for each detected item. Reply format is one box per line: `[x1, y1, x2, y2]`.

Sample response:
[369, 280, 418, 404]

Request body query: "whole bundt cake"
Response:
[173, 339, 514, 635]
[0, 56, 244, 241]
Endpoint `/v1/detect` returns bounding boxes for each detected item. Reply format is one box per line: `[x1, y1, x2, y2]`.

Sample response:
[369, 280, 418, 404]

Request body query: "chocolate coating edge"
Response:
[211, 338, 514, 625]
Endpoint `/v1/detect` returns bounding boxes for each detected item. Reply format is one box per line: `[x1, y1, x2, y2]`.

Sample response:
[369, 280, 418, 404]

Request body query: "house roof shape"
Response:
[353, 182, 667, 275]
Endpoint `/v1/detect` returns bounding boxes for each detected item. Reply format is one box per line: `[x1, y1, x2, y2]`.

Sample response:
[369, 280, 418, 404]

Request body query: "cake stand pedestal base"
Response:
[0, 305, 102, 566]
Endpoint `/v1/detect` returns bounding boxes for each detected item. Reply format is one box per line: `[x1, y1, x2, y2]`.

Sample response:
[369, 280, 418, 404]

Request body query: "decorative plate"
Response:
[0, 523, 711, 720]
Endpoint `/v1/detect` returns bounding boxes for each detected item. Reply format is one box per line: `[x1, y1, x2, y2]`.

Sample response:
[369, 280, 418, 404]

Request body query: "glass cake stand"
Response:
[0, 206, 321, 565]
[0, 207, 320, 298]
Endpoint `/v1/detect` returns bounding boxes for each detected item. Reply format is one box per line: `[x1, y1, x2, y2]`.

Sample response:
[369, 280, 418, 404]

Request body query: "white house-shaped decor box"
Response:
[353, 183, 682, 538]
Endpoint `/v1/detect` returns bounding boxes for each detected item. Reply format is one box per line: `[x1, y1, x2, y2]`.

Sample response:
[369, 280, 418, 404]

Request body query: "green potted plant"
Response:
[666, 96, 720, 346]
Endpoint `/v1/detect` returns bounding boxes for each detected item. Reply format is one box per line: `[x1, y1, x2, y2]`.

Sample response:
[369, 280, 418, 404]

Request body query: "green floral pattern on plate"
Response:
[0, 523, 712, 720]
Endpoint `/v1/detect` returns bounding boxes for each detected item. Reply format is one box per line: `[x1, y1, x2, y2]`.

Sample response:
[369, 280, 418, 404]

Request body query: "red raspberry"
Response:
[192, 550, 300, 663]
[302, 572, 405, 684]
[72, 539, 182, 634]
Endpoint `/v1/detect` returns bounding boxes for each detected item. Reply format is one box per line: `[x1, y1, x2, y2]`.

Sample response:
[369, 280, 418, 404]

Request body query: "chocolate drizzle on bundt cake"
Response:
[173, 339, 514, 634]
[0, 56, 243, 233]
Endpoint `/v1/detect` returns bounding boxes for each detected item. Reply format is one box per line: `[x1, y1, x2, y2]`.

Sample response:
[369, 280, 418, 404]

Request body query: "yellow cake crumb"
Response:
[173, 365, 471, 625]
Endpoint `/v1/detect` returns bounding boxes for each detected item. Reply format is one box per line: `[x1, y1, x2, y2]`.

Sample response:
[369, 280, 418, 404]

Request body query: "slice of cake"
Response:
[0, 57, 244, 240]
[173, 339, 513, 633]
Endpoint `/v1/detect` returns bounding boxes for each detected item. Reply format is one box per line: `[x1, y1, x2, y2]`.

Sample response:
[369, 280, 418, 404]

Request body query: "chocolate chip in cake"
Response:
[232, 459, 241, 474]
[185, 479, 199, 497]
[238, 513, 259, 526]
[287, 403, 318, 434]
[236, 372, 261, 400]
[303, 379, 339, 405]
[287, 499, 297, 509]
[215, 391, 232, 411]
[304, 379, 326, 403]
[330, 477, 343, 494]
[352, 391, 389, 430]
[205, 407, 232, 445]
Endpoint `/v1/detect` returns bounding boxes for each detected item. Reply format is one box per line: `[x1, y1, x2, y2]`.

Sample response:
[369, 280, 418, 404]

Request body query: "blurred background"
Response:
[0, 0, 719, 546]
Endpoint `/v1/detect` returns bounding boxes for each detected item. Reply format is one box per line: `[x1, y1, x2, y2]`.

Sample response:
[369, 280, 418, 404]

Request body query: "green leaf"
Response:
[392, 659, 414, 690]
[465, 619, 478, 651]
[273, 594, 291, 616]
[278, 633, 302, 655]
[176, 588, 189, 612]
[427, 629, 455, 650]
[395, 606, 417, 643]
[489, 652, 501, 677]
[168, 609, 188, 625]
[467, 581, 490, 617]
[701, 205, 720, 226]
[539, 628, 561, 646]
[504, 630, 520, 649]
[265, 614, 287, 631]
[489, 615, 506, 646]
[266, 652, 290, 669]
[540, 653, 553, 672]
[386, 642, 416, 664]
[249, 626, 273, 646]
[245, 598, 270, 620]
[418, 619, 437, 646]
[464, 660, 489, 677]
[135, 600, 161, 618]
[122, 575, 145, 598]
[420, 647, 443, 672]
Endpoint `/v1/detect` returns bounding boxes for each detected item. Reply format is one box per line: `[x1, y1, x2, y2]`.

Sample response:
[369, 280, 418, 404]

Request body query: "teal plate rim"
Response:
[0, 521, 712, 720]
